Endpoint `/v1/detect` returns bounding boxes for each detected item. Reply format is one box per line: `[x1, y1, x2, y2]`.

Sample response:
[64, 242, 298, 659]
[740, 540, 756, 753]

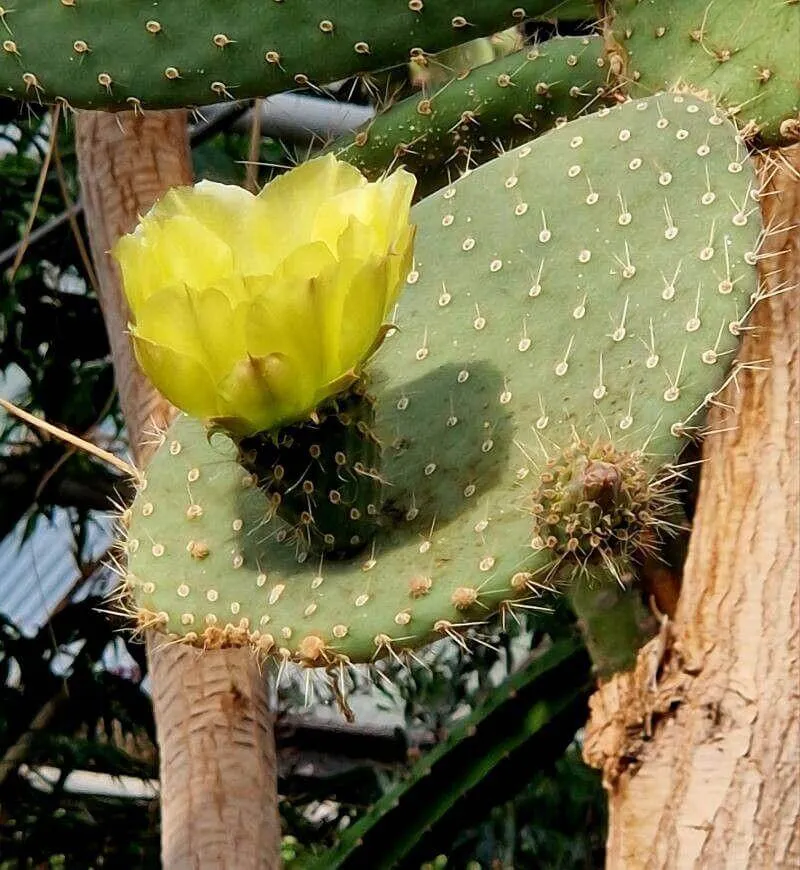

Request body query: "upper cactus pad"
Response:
[331, 36, 609, 185]
[121, 93, 760, 665]
[1, 0, 585, 110]
[606, 0, 800, 144]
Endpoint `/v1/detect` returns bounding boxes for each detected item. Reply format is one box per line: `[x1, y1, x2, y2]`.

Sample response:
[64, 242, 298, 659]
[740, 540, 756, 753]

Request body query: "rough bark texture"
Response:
[76, 110, 280, 870]
[76, 110, 186, 449]
[584, 145, 800, 869]
[147, 639, 280, 869]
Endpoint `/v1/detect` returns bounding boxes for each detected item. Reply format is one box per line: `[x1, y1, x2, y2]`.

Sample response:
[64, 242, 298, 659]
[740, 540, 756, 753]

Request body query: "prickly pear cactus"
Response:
[605, 0, 800, 144]
[0, 0, 579, 110]
[332, 36, 609, 183]
[239, 382, 385, 559]
[120, 93, 761, 666]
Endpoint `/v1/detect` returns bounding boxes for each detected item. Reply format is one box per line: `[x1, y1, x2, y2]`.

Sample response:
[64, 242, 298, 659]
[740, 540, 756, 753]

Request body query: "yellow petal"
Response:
[216, 354, 316, 435]
[113, 233, 157, 312]
[133, 336, 220, 419]
[313, 187, 376, 251]
[156, 180, 251, 217]
[153, 181, 273, 276]
[239, 241, 337, 370]
[313, 166, 416, 252]
[114, 214, 234, 309]
[238, 288, 323, 386]
[363, 166, 416, 249]
[155, 181, 254, 233]
[383, 168, 417, 247]
[273, 240, 337, 284]
[133, 285, 246, 380]
[255, 154, 366, 250]
[308, 257, 359, 374]
[385, 223, 416, 310]
[331, 258, 393, 376]
[145, 216, 234, 293]
[210, 274, 250, 306]
[334, 219, 414, 316]
[132, 285, 204, 357]
[335, 216, 373, 263]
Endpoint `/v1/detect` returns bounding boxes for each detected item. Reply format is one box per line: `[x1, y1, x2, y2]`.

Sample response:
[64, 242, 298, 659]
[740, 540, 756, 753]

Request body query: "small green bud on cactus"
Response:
[529, 440, 675, 585]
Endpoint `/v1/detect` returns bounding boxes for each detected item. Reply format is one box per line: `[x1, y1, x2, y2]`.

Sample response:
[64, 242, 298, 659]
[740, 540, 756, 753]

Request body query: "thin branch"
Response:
[0, 398, 139, 480]
[0, 203, 81, 270]
[33, 386, 118, 502]
[52, 136, 99, 294]
[9, 103, 61, 279]
[245, 99, 263, 193]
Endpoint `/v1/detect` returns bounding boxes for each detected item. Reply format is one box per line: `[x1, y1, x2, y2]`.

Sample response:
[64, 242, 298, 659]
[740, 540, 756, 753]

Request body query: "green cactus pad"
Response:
[330, 36, 610, 184]
[121, 93, 760, 665]
[1, 0, 584, 110]
[606, 0, 800, 144]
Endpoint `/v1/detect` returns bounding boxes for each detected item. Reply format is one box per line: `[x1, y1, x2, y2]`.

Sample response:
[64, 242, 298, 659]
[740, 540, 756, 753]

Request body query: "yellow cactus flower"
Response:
[113, 154, 416, 435]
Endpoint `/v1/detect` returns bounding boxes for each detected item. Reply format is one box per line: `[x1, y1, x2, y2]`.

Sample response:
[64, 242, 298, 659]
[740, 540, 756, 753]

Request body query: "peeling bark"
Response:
[584, 145, 800, 869]
[76, 110, 280, 870]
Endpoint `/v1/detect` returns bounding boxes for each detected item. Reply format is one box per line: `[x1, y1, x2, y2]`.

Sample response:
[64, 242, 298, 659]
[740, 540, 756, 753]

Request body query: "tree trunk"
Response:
[583, 146, 800, 868]
[75, 110, 185, 447]
[76, 109, 281, 870]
